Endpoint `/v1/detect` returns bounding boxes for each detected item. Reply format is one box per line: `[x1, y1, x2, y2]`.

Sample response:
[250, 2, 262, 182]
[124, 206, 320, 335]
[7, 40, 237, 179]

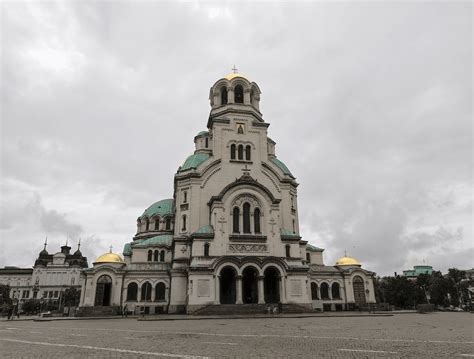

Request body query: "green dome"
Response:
[140, 199, 173, 219]
[179, 153, 209, 172]
[271, 158, 294, 178]
[196, 131, 209, 137]
[133, 235, 172, 247]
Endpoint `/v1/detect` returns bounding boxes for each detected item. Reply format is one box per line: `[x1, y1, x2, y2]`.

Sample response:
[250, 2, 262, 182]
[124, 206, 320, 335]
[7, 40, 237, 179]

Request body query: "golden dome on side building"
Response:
[223, 73, 250, 81]
[94, 252, 124, 264]
[335, 256, 361, 267]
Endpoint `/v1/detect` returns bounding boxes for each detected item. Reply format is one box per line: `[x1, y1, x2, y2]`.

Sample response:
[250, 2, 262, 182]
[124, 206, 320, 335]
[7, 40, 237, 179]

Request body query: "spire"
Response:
[344, 249, 347, 257]
[231, 64, 238, 74]
[65, 238, 68, 247]
[78, 238, 81, 251]
[109, 245, 113, 253]
[44, 237, 48, 250]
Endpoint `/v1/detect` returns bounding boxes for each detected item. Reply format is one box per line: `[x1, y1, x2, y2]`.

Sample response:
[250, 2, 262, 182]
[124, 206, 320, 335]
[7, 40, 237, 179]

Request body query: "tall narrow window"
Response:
[243, 202, 251, 233]
[221, 86, 227, 105]
[155, 283, 166, 301]
[306, 253, 311, 263]
[147, 250, 152, 262]
[245, 145, 251, 161]
[165, 218, 171, 230]
[145, 219, 150, 231]
[153, 250, 158, 262]
[182, 215, 187, 231]
[233, 207, 240, 233]
[141, 282, 152, 301]
[254, 208, 261, 233]
[127, 283, 138, 301]
[234, 85, 243, 103]
[238, 145, 243, 160]
[285, 245, 291, 258]
[204, 243, 210, 257]
[292, 219, 296, 234]
[183, 191, 187, 203]
[205, 138, 208, 148]
[154, 218, 160, 230]
[230, 144, 236, 159]
[160, 250, 165, 262]
[311, 283, 318, 300]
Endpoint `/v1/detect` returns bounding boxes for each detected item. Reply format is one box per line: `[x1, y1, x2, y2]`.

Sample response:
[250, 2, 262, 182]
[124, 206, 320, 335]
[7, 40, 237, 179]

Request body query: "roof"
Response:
[133, 234, 173, 248]
[140, 199, 173, 219]
[335, 256, 361, 266]
[223, 73, 250, 81]
[123, 243, 132, 256]
[280, 228, 300, 238]
[195, 131, 209, 137]
[179, 153, 210, 172]
[271, 158, 295, 178]
[0, 267, 33, 275]
[94, 252, 124, 264]
[191, 225, 215, 239]
[306, 244, 324, 252]
[310, 265, 341, 273]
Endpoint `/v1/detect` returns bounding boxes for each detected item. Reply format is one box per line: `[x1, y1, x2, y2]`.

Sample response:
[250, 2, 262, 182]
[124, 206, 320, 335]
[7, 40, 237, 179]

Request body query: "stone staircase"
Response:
[76, 306, 120, 317]
[192, 303, 312, 316]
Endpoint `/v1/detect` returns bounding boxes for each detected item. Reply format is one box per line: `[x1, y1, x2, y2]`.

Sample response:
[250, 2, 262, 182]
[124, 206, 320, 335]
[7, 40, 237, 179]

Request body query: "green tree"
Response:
[63, 288, 81, 307]
[381, 276, 424, 309]
[0, 284, 12, 309]
[21, 299, 41, 315]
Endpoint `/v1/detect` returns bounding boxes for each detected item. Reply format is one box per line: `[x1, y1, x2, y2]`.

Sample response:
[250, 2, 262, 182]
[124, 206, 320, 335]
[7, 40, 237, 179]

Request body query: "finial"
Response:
[344, 249, 347, 257]
[78, 238, 81, 250]
[44, 237, 48, 250]
[109, 245, 113, 253]
[66, 238, 68, 247]
[232, 64, 238, 74]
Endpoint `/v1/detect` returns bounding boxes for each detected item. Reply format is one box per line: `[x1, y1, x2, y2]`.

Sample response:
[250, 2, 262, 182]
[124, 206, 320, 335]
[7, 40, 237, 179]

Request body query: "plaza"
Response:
[0, 313, 472, 358]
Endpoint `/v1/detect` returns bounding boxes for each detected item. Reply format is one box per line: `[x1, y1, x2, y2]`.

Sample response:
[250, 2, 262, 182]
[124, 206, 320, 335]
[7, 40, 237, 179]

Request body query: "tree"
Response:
[381, 276, 424, 309]
[0, 284, 12, 309]
[63, 288, 81, 307]
[21, 299, 41, 315]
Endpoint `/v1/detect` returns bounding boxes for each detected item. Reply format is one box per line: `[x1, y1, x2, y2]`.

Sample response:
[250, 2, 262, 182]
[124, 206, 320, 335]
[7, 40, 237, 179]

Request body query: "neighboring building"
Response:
[79, 72, 377, 314]
[403, 265, 434, 279]
[0, 242, 88, 306]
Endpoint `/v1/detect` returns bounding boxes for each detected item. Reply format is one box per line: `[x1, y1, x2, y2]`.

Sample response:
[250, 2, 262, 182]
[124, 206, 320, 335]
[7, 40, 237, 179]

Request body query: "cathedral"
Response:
[79, 73, 376, 315]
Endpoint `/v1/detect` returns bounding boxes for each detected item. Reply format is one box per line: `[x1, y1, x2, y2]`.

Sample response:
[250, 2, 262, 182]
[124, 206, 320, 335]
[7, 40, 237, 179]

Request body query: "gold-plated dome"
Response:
[94, 252, 124, 264]
[223, 73, 250, 81]
[335, 256, 361, 266]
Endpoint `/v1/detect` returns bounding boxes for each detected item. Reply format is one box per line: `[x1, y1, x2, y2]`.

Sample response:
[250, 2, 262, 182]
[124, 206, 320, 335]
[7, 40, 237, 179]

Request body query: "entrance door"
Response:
[220, 267, 237, 304]
[95, 275, 112, 306]
[264, 267, 280, 303]
[242, 267, 258, 304]
[353, 276, 366, 306]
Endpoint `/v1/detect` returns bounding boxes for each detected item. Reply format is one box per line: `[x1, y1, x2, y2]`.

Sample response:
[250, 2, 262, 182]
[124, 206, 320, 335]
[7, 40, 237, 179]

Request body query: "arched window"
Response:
[311, 282, 318, 300]
[245, 145, 251, 161]
[243, 202, 251, 233]
[234, 85, 243, 103]
[204, 243, 210, 257]
[254, 208, 261, 233]
[320, 283, 329, 299]
[147, 250, 152, 262]
[285, 244, 291, 258]
[145, 219, 150, 231]
[137, 219, 141, 233]
[153, 250, 158, 262]
[205, 137, 208, 148]
[332, 282, 341, 299]
[141, 282, 152, 301]
[220, 86, 227, 105]
[183, 191, 187, 203]
[165, 218, 171, 230]
[230, 144, 236, 159]
[306, 252, 311, 263]
[154, 218, 160, 230]
[182, 215, 186, 231]
[126, 283, 138, 301]
[238, 145, 243, 160]
[159, 250, 165, 262]
[155, 282, 166, 301]
[233, 207, 240, 233]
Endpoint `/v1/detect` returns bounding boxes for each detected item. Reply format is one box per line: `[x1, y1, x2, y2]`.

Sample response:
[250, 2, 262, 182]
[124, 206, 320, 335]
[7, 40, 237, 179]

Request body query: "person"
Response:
[7, 305, 13, 320]
[14, 305, 20, 319]
[123, 304, 128, 318]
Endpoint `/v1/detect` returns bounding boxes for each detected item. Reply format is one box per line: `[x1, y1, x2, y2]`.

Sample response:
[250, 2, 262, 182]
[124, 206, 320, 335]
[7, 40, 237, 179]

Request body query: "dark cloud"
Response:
[1, 1, 472, 274]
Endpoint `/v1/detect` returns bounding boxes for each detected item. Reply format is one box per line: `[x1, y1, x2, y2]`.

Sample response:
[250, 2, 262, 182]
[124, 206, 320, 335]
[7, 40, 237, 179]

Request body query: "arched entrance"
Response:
[242, 267, 258, 304]
[264, 267, 280, 303]
[220, 267, 237, 304]
[353, 276, 366, 306]
[95, 275, 112, 306]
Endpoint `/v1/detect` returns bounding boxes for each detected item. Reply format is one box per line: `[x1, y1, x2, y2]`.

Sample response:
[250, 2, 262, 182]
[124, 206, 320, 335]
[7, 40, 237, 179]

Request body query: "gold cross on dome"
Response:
[109, 245, 113, 253]
[232, 64, 238, 73]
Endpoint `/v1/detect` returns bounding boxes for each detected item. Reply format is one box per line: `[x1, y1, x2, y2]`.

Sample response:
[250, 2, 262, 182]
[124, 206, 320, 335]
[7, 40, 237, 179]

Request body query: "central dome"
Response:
[140, 198, 173, 219]
[335, 256, 361, 266]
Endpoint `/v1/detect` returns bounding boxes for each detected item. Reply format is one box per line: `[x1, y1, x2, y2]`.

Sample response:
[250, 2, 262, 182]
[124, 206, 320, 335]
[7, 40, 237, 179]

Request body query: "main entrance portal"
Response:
[242, 267, 258, 304]
[264, 267, 280, 303]
[220, 267, 237, 304]
[94, 275, 112, 306]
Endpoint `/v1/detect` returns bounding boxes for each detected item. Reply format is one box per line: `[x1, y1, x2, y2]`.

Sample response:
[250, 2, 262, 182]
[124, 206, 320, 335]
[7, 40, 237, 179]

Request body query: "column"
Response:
[317, 285, 321, 300]
[244, 89, 251, 104]
[281, 277, 286, 302]
[228, 88, 235, 104]
[258, 276, 265, 304]
[214, 276, 220, 304]
[151, 283, 156, 302]
[236, 276, 243, 304]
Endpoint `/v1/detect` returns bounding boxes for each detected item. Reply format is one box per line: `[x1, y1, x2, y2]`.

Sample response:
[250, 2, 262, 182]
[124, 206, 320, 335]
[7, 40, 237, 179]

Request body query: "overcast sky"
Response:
[1, 1, 472, 276]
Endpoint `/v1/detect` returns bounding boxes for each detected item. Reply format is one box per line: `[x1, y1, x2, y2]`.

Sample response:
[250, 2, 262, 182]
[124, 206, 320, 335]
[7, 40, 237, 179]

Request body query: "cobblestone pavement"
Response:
[0, 313, 472, 358]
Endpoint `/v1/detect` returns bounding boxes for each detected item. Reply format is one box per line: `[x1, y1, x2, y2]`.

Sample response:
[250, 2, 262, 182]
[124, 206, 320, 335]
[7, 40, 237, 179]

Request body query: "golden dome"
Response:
[94, 252, 124, 264]
[223, 73, 250, 81]
[335, 256, 361, 266]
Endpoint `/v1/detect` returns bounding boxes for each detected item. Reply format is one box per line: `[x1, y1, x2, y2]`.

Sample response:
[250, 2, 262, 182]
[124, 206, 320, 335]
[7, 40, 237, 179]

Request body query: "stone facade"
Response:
[79, 73, 376, 314]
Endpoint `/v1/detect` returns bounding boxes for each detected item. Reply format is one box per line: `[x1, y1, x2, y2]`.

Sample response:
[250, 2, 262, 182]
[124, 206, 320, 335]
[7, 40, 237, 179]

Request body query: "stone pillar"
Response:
[258, 276, 265, 304]
[317, 285, 321, 300]
[137, 286, 142, 303]
[281, 276, 286, 302]
[228, 88, 235, 104]
[236, 276, 243, 304]
[244, 88, 251, 104]
[328, 285, 333, 300]
[151, 284, 156, 302]
[214, 276, 220, 304]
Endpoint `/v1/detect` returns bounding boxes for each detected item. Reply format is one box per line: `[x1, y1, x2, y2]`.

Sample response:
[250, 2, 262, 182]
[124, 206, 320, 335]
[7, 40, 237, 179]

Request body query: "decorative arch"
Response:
[126, 282, 138, 301]
[155, 282, 166, 301]
[311, 282, 319, 300]
[332, 282, 341, 299]
[320, 282, 330, 299]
